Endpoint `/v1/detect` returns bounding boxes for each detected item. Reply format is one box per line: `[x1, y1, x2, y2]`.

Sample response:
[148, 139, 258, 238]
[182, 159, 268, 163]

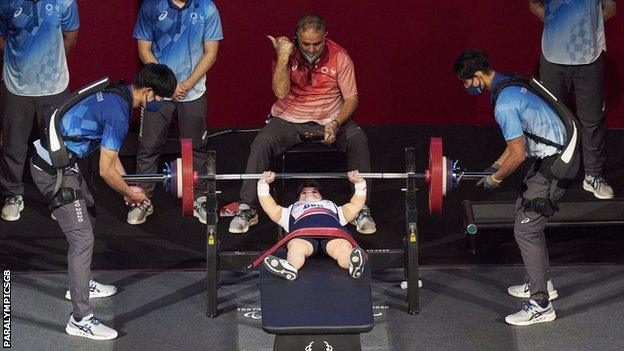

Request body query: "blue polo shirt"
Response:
[59, 87, 132, 158]
[542, 0, 614, 64]
[491, 73, 566, 159]
[0, 0, 79, 96]
[133, 0, 223, 102]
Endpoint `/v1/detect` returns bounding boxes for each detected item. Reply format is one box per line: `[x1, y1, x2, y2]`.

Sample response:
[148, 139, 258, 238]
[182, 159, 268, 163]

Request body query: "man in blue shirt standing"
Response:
[30, 63, 177, 340]
[529, 0, 617, 199]
[454, 49, 572, 326]
[131, 0, 223, 225]
[0, 0, 79, 221]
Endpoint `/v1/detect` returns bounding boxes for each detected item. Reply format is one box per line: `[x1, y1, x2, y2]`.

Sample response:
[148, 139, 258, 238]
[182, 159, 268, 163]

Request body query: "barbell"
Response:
[122, 138, 490, 216]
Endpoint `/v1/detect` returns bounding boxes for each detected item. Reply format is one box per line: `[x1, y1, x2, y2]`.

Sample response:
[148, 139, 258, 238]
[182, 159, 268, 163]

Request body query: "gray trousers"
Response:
[539, 53, 606, 176]
[239, 117, 371, 206]
[0, 87, 69, 196]
[514, 159, 565, 302]
[136, 95, 208, 197]
[30, 161, 95, 318]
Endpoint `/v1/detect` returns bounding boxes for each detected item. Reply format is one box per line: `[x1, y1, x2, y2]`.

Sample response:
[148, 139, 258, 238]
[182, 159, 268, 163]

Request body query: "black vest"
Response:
[491, 75, 580, 180]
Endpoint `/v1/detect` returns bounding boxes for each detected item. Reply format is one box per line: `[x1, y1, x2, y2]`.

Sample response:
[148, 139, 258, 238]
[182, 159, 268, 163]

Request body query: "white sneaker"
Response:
[583, 174, 614, 199]
[65, 280, 117, 300]
[505, 300, 556, 326]
[66, 313, 118, 340]
[351, 205, 377, 234]
[194, 196, 207, 224]
[263, 255, 298, 281]
[1, 195, 24, 221]
[228, 204, 258, 234]
[507, 280, 558, 301]
[126, 202, 153, 225]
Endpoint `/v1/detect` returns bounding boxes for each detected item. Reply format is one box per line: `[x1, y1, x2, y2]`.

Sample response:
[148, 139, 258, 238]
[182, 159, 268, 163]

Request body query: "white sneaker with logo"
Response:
[505, 300, 556, 326]
[127, 202, 153, 225]
[194, 195, 208, 224]
[66, 313, 118, 340]
[351, 205, 377, 234]
[583, 174, 614, 199]
[65, 280, 117, 300]
[228, 204, 258, 234]
[1, 195, 24, 221]
[507, 279, 558, 301]
[263, 255, 298, 281]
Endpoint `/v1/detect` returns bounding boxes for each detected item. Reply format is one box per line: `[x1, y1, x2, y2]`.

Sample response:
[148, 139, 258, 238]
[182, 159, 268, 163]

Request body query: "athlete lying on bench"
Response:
[257, 171, 368, 280]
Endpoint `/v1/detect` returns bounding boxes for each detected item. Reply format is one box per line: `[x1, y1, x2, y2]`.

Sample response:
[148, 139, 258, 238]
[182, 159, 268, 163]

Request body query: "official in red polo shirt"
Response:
[229, 14, 375, 235]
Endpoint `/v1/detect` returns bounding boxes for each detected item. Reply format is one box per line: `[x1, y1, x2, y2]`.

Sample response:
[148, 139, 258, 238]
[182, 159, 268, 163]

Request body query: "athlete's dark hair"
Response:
[297, 180, 323, 197]
[452, 49, 492, 80]
[134, 63, 177, 98]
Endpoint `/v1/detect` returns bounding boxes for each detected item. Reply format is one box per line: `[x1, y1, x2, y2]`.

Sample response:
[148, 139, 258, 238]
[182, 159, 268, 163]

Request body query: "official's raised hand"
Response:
[267, 35, 294, 57]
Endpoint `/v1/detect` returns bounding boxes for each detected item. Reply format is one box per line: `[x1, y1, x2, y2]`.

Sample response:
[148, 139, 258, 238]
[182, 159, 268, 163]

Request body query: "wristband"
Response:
[257, 181, 270, 197]
[354, 181, 367, 197]
[491, 174, 502, 183]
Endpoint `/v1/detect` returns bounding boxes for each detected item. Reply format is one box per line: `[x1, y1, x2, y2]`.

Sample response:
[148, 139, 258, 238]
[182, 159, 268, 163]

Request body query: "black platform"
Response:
[260, 255, 374, 334]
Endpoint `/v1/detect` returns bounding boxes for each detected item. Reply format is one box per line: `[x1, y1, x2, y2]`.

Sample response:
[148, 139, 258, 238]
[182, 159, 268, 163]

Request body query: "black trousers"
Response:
[239, 117, 371, 207]
[539, 52, 606, 176]
[136, 95, 208, 197]
[0, 86, 68, 196]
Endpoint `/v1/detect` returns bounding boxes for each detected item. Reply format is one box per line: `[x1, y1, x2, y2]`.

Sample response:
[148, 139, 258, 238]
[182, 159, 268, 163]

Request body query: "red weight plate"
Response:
[428, 137, 444, 214]
[180, 139, 195, 216]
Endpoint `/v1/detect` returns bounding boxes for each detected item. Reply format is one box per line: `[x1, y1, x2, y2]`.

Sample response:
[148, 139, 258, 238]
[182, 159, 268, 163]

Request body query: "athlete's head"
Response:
[297, 180, 323, 202]
[132, 63, 177, 110]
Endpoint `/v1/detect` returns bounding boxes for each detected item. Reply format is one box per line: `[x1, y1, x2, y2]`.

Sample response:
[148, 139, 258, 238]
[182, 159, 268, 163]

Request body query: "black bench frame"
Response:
[204, 148, 421, 317]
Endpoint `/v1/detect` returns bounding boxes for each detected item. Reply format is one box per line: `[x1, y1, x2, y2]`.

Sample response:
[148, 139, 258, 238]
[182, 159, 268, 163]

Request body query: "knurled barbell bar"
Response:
[122, 138, 491, 216]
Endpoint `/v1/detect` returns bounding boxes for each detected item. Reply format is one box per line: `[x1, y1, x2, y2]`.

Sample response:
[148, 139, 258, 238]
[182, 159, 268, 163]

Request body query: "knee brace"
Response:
[521, 197, 558, 217]
[49, 187, 84, 211]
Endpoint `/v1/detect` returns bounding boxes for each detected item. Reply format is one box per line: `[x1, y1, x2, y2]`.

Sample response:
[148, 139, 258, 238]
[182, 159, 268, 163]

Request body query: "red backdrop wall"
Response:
[65, 0, 623, 128]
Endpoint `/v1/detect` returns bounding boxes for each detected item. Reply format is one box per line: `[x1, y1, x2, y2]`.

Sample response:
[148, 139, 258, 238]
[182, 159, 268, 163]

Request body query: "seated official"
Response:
[229, 14, 375, 235]
[257, 171, 367, 281]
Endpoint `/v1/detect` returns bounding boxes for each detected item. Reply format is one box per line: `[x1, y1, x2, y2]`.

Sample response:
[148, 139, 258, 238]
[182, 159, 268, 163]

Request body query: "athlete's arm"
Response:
[99, 147, 148, 205]
[529, 0, 545, 22]
[339, 171, 366, 222]
[62, 30, 79, 55]
[604, 2, 617, 21]
[182, 41, 219, 90]
[137, 40, 158, 64]
[493, 136, 526, 181]
[257, 171, 283, 223]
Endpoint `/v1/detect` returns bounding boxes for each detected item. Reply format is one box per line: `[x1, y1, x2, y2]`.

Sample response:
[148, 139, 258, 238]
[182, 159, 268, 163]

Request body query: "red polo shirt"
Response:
[270, 39, 358, 125]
